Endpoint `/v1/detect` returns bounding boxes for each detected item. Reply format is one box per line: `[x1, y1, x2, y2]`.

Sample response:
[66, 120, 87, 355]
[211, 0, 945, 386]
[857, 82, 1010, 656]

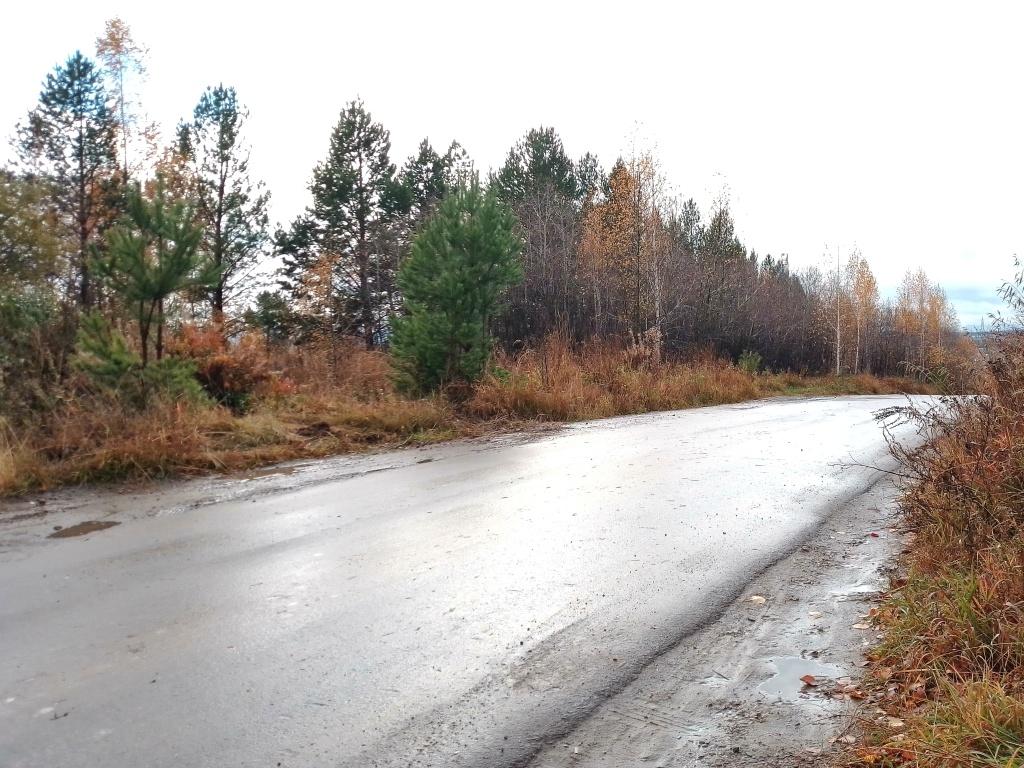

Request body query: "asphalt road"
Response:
[0, 396, 921, 767]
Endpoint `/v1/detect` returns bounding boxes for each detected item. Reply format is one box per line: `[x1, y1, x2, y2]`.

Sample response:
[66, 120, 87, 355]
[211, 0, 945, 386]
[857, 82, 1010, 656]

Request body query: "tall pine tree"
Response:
[18, 51, 120, 309]
[177, 85, 270, 323]
[399, 139, 470, 228]
[278, 99, 402, 348]
[493, 126, 580, 205]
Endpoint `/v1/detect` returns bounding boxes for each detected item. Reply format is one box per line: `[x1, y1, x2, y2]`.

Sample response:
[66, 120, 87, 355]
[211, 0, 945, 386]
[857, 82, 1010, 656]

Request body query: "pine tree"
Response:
[96, 180, 216, 366]
[388, 138, 472, 286]
[399, 139, 471, 227]
[278, 99, 402, 348]
[18, 51, 120, 308]
[391, 177, 522, 392]
[493, 126, 579, 204]
[177, 85, 270, 323]
[244, 290, 293, 348]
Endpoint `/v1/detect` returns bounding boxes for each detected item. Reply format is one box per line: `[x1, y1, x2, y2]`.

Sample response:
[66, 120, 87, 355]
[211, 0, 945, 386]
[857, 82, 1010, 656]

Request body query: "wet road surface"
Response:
[0, 396, 921, 767]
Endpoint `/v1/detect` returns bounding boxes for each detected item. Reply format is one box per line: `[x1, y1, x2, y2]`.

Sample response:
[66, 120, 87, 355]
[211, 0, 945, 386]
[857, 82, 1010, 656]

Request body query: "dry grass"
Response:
[0, 334, 933, 495]
[468, 335, 929, 421]
[848, 337, 1024, 767]
[1, 394, 462, 494]
[0, 428, 34, 491]
[468, 340, 760, 420]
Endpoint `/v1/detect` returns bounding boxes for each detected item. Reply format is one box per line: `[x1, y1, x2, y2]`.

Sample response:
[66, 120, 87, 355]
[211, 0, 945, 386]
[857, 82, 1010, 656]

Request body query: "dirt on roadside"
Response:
[527, 477, 900, 768]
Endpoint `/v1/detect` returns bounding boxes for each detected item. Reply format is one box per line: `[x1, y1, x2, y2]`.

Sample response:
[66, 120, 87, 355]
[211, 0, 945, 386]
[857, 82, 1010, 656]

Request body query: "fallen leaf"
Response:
[746, 595, 767, 605]
[887, 718, 905, 729]
[852, 622, 871, 630]
[800, 674, 818, 686]
[869, 532, 880, 538]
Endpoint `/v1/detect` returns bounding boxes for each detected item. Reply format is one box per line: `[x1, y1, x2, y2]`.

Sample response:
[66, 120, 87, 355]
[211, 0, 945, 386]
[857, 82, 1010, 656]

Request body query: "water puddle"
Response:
[758, 655, 842, 701]
[830, 581, 878, 599]
[48, 520, 121, 538]
[240, 464, 307, 481]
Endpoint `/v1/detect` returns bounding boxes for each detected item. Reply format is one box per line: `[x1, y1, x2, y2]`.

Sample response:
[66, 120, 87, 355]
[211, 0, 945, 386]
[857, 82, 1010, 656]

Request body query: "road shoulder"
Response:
[528, 476, 901, 767]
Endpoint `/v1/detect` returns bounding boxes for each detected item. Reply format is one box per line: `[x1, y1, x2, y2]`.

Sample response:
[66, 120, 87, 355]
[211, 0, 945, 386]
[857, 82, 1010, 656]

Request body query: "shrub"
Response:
[738, 349, 763, 374]
[852, 334, 1024, 765]
[73, 313, 205, 407]
[169, 325, 270, 413]
[0, 285, 69, 421]
[468, 333, 760, 421]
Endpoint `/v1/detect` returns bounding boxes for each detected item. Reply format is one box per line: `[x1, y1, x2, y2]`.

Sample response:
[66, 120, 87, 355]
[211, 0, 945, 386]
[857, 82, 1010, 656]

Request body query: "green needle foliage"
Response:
[73, 311, 204, 406]
[392, 177, 522, 393]
[97, 179, 218, 366]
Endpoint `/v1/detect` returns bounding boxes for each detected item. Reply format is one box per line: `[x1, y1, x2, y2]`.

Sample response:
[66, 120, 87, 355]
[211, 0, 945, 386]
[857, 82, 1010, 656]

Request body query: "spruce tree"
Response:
[391, 177, 522, 392]
[18, 51, 120, 308]
[177, 85, 270, 323]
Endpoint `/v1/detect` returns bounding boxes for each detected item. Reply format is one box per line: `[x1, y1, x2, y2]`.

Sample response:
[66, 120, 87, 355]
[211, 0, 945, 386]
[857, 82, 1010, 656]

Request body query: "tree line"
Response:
[1, 18, 966, 419]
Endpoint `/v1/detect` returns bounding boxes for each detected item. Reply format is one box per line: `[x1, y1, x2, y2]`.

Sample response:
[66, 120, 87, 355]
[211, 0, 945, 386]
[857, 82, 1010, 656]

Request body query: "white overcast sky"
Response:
[3, 1, 1021, 327]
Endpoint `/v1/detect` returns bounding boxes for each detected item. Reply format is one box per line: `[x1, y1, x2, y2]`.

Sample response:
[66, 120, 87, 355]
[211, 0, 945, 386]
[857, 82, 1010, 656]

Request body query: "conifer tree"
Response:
[177, 85, 270, 323]
[391, 177, 522, 392]
[399, 139, 471, 227]
[278, 99, 402, 348]
[494, 126, 579, 204]
[18, 51, 120, 308]
[96, 180, 216, 366]
[244, 290, 293, 348]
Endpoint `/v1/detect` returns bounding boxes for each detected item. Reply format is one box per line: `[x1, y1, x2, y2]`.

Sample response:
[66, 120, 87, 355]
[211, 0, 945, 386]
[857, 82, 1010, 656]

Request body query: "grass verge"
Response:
[0, 336, 933, 495]
[847, 339, 1024, 767]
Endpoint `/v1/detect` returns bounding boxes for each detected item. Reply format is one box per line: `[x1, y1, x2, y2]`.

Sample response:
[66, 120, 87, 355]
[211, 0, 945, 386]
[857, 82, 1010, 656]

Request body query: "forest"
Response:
[0, 19, 974, 491]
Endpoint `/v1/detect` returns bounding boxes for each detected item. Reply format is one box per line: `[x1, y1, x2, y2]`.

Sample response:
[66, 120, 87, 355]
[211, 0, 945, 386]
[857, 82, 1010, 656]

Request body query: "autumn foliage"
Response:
[848, 335, 1024, 767]
[0, 18, 974, 494]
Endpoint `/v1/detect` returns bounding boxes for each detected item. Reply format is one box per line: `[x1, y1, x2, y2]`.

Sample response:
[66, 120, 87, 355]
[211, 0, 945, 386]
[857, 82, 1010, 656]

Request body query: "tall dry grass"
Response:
[468, 334, 930, 421]
[468, 335, 762, 421]
[850, 336, 1024, 766]
[0, 333, 932, 495]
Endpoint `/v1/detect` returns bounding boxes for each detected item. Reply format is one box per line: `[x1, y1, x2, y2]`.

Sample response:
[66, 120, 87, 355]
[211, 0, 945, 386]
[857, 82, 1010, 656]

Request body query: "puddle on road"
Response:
[240, 464, 307, 481]
[830, 581, 878, 599]
[758, 656, 843, 701]
[48, 520, 121, 538]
